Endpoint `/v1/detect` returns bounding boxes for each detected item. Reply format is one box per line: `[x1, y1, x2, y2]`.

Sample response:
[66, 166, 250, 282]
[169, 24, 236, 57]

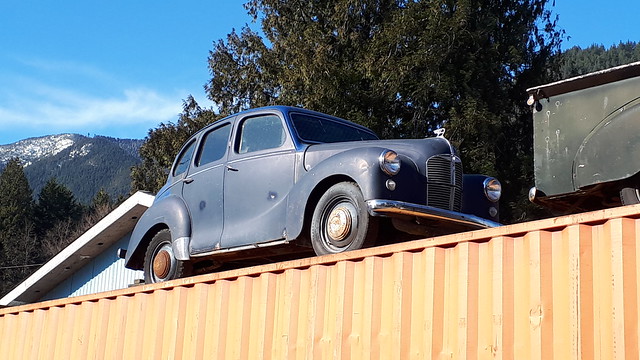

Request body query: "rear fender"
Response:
[124, 195, 192, 270]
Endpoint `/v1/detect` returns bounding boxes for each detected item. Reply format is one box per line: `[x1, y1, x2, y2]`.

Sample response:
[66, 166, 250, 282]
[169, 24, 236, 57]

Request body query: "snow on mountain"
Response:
[0, 134, 77, 166]
[0, 134, 144, 204]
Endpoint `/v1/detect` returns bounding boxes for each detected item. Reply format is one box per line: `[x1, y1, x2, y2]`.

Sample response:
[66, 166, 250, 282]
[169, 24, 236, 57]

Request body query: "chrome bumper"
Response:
[366, 200, 501, 229]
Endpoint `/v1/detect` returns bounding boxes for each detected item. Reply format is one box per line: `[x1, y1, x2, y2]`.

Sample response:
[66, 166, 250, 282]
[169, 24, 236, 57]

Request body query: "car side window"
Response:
[238, 115, 286, 154]
[173, 140, 196, 177]
[196, 124, 231, 166]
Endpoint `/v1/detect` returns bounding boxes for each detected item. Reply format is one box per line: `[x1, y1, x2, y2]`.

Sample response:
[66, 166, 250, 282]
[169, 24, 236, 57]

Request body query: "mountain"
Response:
[0, 134, 144, 204]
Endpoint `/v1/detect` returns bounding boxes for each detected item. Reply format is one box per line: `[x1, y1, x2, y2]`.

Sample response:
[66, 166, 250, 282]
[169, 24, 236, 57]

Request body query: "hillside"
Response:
[0, 134, 143, 204]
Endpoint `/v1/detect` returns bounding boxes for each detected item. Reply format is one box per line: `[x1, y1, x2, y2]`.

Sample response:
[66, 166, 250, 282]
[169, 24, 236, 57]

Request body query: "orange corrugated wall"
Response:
[1, 205, 639, 359]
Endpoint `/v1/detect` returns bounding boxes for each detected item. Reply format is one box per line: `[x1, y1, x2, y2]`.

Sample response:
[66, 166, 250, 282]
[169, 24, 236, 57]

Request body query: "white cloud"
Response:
[0, 56, 214, 143]
[15, 57, 117, 84]
[0, 75, 186, 140]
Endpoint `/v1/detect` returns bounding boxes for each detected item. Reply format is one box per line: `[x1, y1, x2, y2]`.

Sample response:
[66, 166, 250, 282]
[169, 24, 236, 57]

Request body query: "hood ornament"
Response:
[433, 128, 446, 138]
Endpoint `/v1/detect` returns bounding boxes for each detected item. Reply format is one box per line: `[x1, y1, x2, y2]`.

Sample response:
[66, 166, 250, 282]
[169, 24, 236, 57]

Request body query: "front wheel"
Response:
[143, 229, 190, 283]
[310, 182, 378, 255]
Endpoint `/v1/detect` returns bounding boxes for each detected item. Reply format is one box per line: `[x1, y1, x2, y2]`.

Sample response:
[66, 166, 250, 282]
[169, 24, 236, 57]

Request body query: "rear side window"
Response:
[238, 115, 286, 154]
[196, 124, 231, 166]
[173, 140, 196, 177]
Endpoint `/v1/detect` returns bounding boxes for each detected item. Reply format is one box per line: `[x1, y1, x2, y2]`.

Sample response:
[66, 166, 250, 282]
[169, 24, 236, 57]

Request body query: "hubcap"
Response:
[153, 249, 171, 279]
[327, 206, 352, 241]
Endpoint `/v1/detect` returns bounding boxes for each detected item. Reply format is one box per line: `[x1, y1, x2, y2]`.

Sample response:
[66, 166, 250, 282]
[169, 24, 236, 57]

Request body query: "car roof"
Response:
[170, 106, 379, 176]
[209, 105, 376, 135]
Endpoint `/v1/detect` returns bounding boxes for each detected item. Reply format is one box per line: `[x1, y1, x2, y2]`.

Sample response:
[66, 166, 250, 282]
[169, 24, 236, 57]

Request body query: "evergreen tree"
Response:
[0, 158, 36, 295]
[131, 96, 221, 193]
[205, 0, 562, 222]
[91, 188, 112, 210]
[0, 158, 33, 235]
[558, 41, 640, 79]
[207, 27, 279, 115]
[34, 178, 83, 237]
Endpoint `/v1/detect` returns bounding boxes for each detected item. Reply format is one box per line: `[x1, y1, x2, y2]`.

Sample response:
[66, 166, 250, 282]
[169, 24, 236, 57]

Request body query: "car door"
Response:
[181, 122, 232, 254]
[221, 113, 296, 248]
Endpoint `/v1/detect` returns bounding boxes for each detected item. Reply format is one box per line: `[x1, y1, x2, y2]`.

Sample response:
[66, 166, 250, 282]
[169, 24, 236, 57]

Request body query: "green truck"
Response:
[527, 61, 640, 212]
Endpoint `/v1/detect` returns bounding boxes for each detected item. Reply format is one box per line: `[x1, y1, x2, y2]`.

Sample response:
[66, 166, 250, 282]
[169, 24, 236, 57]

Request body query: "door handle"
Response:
[183, 178, 194, 184]
[226, 165, 239, 172]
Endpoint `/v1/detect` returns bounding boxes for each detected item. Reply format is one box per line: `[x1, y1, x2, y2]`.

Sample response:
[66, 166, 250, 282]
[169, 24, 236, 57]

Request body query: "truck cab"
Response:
[527, 61, 640, 212]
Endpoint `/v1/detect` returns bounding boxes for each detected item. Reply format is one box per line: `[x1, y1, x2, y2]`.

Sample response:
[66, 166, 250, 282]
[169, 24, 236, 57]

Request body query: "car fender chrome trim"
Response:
[366, 199, 501, 229]
[172, 236, 191, 261]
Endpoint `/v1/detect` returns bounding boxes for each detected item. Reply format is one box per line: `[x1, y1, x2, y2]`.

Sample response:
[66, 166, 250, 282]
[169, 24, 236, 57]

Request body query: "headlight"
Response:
[379, 150, 401, 176]
[483, 177, 502, 202]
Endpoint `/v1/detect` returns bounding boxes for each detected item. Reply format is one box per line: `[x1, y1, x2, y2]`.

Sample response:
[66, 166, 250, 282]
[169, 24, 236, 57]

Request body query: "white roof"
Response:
[0, 191, 154, 307]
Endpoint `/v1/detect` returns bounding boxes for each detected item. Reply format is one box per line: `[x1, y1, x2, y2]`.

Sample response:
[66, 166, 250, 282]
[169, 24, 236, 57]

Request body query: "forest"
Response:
[2, 0, 640, 296]
[0, 159, 117, 296]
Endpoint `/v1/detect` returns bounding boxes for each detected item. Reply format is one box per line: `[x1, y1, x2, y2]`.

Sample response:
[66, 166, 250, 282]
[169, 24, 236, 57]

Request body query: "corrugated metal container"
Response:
[1, 205, 640, 359]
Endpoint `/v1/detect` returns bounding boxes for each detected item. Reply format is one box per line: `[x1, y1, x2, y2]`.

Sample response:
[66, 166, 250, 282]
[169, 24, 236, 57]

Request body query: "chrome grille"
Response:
[426, 155, 463, 211]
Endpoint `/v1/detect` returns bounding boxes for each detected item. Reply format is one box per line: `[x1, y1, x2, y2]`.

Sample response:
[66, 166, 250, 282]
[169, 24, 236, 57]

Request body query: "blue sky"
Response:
[0, 1, 638, 145]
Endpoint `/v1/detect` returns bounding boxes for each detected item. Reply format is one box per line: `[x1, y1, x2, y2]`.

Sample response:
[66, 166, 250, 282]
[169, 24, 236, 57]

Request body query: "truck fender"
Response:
[573, 97, 640, 189]
[285, 147, 388, 241]
[124, 195, 192, 270]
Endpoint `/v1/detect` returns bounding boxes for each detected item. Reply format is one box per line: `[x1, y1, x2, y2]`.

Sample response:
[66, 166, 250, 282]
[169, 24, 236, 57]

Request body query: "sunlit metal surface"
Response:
[2, 204, 640, 359]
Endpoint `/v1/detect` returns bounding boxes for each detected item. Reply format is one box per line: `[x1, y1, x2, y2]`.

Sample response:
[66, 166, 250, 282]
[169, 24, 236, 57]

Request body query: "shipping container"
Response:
[1, 204, 640, 359]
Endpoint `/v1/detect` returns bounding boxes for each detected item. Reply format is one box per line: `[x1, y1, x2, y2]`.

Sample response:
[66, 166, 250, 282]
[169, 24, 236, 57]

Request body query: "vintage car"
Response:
[122, 106, 501, 283]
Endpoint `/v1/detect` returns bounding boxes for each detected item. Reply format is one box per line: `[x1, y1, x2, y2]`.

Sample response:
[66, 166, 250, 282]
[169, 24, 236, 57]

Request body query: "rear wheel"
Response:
[143, 229, 190, 283]
[310, 182, 378, 255]
[620, 187, 640, 205]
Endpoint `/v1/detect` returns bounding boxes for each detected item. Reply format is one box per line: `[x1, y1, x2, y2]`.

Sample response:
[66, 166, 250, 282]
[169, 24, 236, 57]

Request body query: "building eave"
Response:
[0, 191, 154, 307]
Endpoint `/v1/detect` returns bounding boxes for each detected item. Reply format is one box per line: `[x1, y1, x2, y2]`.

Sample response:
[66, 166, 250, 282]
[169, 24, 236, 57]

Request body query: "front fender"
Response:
[285, 147, 390, 240]
[124, 195, 192, 270]
[461, 174, 500, 223]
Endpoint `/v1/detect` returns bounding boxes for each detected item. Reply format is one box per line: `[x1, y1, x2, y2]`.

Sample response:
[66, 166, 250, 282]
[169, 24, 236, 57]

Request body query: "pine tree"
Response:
[0, 158, 33, 234]
[91, 188, 112, 210]
[0, 158, 36, 295]
[131, 96, 221, 193]
[558, 42, 640, 79]
[205, 0, 562, 222]
[34, 178, 83, 237]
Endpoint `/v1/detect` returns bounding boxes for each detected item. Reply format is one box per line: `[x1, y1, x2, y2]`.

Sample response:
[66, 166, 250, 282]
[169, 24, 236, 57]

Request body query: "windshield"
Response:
[290, 113, 378, 143]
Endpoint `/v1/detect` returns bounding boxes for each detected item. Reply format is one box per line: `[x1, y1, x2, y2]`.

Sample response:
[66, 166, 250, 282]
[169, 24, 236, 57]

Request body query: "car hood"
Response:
[303, 137, 456, 171]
